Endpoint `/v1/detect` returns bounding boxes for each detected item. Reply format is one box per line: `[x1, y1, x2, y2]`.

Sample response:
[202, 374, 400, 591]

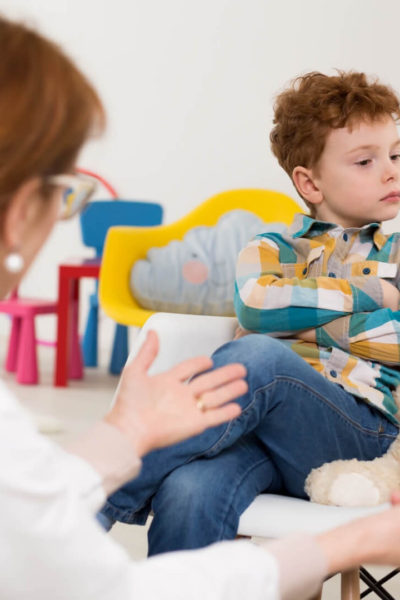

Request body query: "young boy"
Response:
[100, 70, 400, 556]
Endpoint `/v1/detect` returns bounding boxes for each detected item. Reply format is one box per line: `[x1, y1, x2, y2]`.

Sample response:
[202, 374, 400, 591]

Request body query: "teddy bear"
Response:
[305, 434, 400, 507]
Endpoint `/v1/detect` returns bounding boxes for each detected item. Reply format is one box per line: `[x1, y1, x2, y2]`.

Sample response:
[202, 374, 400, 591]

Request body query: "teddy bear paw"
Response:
[328, 473, 381, 507]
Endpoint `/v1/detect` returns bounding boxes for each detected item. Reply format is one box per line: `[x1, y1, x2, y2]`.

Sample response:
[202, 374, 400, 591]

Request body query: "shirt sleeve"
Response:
[234, 236, 383, 334]
[315, 308, 400, 365]
[126, 537, 327, 600]
[259, 534, 327, 600]
[67, 421, 142, 497]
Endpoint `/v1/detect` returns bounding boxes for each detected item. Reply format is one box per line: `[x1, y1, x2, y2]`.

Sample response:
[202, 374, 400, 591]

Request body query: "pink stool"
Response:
[0, 291, 82, 384]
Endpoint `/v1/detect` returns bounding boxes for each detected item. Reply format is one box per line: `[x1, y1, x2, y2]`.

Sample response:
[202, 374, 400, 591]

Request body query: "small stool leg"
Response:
[55, 267, 70, 386]
[5, 316, 22, 373]
[17, 314, 38, 384]
[341, 569, 360, 600]
[82, 293, 98, 367]
[69, 281, 83, 379]
[109, 324, 128, 375]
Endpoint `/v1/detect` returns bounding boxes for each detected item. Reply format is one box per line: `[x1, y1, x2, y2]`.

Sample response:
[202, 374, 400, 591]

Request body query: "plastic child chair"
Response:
[0, 288, 67, 385]
[79, 199, 163, 374]
[99, 188, 301, 328]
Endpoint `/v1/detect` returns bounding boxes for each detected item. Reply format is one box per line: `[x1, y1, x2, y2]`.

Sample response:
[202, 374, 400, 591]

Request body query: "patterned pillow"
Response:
[130, 210, 286, 316]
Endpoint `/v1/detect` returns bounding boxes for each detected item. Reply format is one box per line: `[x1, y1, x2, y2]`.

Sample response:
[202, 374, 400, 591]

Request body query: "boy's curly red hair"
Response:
[270, 71, 400, 179]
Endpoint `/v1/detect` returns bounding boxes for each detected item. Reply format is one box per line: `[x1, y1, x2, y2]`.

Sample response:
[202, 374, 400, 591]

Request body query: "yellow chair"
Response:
[99, 188, 301, 327]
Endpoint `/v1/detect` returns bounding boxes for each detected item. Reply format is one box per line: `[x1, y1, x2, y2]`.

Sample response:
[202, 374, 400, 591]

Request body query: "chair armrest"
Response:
[109, 313, 237, 406]
[129, 312, 237, 375]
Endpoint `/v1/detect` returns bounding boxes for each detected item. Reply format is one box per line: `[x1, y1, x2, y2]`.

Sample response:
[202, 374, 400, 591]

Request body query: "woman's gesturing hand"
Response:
[105, 331, 247, 457]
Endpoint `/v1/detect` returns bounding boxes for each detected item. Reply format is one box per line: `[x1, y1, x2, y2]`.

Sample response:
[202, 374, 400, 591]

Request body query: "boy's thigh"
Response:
[251, 367, 399, 497]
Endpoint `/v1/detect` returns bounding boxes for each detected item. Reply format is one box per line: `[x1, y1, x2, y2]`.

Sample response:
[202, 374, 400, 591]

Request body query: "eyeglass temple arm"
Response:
[76, 168, 119, 199]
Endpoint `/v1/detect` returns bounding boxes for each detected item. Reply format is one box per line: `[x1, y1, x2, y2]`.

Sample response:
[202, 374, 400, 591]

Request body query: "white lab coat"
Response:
[0, 380, 325, 600]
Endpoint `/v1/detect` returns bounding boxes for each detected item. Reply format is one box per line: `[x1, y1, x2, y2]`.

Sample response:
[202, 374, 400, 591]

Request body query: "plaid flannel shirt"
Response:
[234, 213, 400, 424]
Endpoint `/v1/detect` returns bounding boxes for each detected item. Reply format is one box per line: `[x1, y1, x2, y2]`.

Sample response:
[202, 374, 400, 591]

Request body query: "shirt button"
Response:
[302, 267, 307, 275]
[363, 267, 371, 275]
[343, 233, 348, 241]
[328, 272, 336, 278]
[330, 370, 337, 378]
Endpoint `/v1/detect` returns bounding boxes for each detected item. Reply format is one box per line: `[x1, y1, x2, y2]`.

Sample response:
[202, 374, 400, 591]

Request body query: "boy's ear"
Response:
[292, 166, 323, 206]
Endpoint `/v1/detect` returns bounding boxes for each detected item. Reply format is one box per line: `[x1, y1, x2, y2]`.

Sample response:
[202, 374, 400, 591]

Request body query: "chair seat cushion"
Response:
[130, 210, 285, 316]
[238, 494, 388, 538]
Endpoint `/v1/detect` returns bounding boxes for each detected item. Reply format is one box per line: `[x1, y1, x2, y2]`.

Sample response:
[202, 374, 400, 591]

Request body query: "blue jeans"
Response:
[99, 335, 399, 555]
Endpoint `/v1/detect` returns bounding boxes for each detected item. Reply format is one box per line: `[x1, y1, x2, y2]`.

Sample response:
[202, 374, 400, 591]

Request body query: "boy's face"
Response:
[310, 116, 400, 228]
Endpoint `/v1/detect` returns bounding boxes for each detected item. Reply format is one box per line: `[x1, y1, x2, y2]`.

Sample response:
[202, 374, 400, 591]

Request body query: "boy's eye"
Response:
[390, 154, 400, 161]
[355, 159, 371, 166]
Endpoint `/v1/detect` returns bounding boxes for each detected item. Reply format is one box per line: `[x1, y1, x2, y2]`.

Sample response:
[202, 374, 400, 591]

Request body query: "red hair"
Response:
[270, 71, 400, 178]
[0, 16, 105, 205]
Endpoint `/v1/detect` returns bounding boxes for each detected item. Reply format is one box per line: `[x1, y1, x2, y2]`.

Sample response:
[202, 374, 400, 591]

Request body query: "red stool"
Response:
[0, 291, 59, 384]
[54, 258, 101, 387]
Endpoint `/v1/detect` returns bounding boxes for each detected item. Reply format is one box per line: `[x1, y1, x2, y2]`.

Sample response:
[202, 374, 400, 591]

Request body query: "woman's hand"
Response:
[104, 331, 247, 457]
[317, 500, 400, 575]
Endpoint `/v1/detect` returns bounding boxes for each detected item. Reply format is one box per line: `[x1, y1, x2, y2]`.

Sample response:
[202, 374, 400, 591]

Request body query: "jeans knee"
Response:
[212, 334, 290, 375]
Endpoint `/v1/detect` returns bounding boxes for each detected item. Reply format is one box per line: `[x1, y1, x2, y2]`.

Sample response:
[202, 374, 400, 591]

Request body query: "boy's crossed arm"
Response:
[235, 236, 384, 334]
[298, 306, 400, 365]
[235, 238, 400, 364]
[297, 279, 400, 364]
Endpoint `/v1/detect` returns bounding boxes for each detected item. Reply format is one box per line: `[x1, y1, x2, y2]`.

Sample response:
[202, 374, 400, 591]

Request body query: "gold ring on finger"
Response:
[196, 397, 206, 411]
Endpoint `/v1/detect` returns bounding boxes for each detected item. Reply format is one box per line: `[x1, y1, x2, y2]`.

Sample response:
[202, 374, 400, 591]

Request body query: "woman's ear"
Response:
[1, 178, 43, 250]
[292, 166, 323, 207]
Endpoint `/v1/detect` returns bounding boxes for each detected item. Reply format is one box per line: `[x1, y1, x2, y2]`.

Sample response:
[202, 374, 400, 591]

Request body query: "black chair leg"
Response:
[360, 567, 400, 600]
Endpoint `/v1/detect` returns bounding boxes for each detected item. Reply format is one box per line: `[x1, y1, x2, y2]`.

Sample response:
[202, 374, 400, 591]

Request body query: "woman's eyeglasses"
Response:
[47, 173, 97, 220]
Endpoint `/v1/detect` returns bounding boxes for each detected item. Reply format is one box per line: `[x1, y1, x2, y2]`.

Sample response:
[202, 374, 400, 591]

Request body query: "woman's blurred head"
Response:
[0, 15, 105, 295]
[0, 16, 104, 199]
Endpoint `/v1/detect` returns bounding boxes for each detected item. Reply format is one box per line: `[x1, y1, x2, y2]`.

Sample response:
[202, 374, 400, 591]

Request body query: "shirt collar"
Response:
[288, 213, 386, 250]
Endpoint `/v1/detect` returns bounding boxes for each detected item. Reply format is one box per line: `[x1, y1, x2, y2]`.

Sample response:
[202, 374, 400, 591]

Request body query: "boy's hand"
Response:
[105, 331, 247, 457]
[233, 326, 253, 340]
[380, 279, 400, 311]
[296, 328, 317, 342]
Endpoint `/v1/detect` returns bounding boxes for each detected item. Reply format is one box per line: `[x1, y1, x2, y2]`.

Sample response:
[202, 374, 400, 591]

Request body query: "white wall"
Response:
[0, 0, 400, 345]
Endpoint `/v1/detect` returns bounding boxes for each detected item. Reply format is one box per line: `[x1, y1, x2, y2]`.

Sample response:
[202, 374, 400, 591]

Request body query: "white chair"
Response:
[124, 312, 391, 600]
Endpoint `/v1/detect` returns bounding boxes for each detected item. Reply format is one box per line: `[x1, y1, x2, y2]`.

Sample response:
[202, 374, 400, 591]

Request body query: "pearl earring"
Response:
[4, 252, 24, 273]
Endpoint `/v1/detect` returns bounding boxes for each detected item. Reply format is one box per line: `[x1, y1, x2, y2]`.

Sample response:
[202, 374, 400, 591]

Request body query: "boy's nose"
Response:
[382, 161, 399, 181]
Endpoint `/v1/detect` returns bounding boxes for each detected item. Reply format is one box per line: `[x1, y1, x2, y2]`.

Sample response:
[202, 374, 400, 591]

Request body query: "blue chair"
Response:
[79, 200, 163, 374]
